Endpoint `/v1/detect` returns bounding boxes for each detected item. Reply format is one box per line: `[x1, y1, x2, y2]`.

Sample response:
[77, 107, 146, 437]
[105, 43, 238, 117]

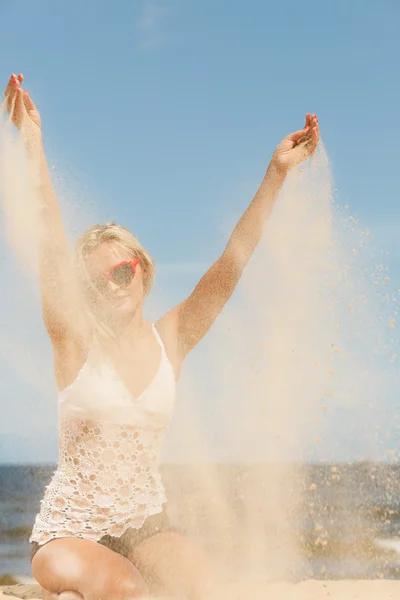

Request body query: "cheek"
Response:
[131, 270, 145, 295]
[131, 284, 144, 301]
[121, 282, 142, 307]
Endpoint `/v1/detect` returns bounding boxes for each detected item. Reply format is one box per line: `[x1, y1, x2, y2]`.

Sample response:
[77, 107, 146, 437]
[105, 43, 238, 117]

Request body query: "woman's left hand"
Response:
[4, 73, 42, 140]
[272, 113, 319, 175]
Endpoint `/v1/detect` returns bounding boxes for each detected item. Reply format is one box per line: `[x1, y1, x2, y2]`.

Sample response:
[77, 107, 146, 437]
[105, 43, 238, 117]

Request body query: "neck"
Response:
[101, 304, 147, 350]
[120, 306, 146, 342]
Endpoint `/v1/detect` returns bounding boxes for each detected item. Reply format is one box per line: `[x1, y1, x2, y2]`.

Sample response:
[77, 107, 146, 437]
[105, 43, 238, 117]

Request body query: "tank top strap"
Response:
[152, 323, 167, 356]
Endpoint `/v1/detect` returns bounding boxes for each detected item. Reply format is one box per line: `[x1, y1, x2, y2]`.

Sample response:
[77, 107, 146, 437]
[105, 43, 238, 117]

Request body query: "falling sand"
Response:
[1, 100, 400, 599]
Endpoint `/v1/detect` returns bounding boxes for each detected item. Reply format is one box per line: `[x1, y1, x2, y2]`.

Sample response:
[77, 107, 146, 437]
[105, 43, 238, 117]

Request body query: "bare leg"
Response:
[41, 590, 84, 600]
[41, 591, 84, 600]
[129, 531, 219, 599]
[32, 537, 148, 600]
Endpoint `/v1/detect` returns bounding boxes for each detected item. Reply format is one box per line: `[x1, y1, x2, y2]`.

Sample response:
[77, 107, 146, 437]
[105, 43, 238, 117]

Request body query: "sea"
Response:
[1, 462, 400, 582]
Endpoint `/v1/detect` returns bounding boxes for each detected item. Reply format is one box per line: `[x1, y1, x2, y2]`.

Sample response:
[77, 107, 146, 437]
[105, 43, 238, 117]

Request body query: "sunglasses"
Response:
[90, 259, 139, 292]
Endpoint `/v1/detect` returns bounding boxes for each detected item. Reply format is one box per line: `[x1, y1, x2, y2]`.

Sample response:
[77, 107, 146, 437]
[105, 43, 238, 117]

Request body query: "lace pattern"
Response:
[30, 325, 176, 546]
[30, 415, 167, 545]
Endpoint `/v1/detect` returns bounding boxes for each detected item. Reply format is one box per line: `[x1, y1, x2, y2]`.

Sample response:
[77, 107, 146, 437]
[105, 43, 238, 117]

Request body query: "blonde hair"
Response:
[73, 222, 155, 342]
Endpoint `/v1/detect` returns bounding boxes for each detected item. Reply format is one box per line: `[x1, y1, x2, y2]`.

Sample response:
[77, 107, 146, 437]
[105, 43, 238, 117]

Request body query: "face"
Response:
[84, 242, 145, 325]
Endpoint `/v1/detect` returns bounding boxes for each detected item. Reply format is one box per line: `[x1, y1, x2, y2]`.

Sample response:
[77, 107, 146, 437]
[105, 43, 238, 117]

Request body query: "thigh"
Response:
[98, 510, 171, 559]
[129, 531, 218, 599]
[32, 537, 148, 600]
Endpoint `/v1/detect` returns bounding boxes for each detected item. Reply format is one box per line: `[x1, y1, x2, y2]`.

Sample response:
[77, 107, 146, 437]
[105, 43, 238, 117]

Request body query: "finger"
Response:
[303, 115, 319, 142]
[311, 115, 319, 140]
[311, 114, 318, 131]
[12, 88, 28, 127]
[299, 125, 319, 152]
[311, 114, 316, 127]
[6, 93, 17, 122]
[4, 74, 19, 112]
[4, 74, 22, 115]
[5, 73, 22, 93]
[305, 123, 320, 155]
[4, 73, 17, 97]
[287, 126, 310, 143]
[5, 87, 18, 116]
[304, 123, 318, 144]
[23, 90, 36, 113]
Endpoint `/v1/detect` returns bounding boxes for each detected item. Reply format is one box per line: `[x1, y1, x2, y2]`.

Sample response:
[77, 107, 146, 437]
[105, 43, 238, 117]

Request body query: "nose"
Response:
[106, 280, 120, 293]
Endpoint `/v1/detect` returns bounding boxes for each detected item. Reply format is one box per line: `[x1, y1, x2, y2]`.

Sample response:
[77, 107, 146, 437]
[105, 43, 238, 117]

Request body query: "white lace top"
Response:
[30, 325, 176, 545]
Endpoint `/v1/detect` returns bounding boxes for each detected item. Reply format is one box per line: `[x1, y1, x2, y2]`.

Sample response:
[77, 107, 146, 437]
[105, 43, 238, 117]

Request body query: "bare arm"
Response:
[5, 74, 81, 346]
[161, 114, 320, 361]
[176, 163, 286, 351]
[36, 143, 82, 341]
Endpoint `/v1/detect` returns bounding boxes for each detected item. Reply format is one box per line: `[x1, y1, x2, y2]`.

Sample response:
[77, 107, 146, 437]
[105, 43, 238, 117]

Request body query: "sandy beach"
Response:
[1, 580, 399, 599]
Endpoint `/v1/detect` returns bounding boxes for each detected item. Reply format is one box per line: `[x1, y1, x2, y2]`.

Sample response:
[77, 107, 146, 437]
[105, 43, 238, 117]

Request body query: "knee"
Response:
[33, 545, 87, 586]
[51, 594, 84, 600]
[34, 540, 147, 600]
[92, 574, 148, 600]
[41, 590, 83, 600]
[85, 567, 148, 600]
[34, 547, 96, 598]
[114, 577, 148, 599]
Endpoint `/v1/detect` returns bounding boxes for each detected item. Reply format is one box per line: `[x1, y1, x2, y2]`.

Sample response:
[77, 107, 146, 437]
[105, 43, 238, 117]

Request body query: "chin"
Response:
[114, 296, 133, 310]
[112, 300, 138, 322]
[94, 294, 141, 328]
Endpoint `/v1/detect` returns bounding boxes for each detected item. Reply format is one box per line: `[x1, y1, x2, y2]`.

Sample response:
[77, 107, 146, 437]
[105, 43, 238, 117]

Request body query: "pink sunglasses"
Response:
[90, 259, 139, 292]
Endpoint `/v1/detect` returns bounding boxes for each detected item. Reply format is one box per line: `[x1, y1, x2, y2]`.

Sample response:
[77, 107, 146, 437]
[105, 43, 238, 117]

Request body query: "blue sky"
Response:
[0, 0, 399, 463]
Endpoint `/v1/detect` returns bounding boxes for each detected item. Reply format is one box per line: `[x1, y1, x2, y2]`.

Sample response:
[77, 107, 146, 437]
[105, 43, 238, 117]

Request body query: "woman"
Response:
[5, 73, 319, 600]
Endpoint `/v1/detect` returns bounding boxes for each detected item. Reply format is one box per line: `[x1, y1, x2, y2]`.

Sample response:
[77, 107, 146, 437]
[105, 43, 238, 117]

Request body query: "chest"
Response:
[60, 350, 176, 427]
[108, 338, 163, 401]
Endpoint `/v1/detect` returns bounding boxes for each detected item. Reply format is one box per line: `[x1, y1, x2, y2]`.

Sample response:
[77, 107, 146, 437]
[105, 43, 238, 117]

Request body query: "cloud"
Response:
[136, 0, 172, 51]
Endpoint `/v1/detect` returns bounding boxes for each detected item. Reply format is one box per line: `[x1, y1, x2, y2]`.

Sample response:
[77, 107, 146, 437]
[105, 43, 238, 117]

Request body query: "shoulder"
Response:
[53, 335, 89, 391]
[154, 304, 183, 378]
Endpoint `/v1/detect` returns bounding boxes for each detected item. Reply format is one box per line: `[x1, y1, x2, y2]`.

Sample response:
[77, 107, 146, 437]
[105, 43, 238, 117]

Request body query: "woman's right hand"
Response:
[4, 73, 42, 139]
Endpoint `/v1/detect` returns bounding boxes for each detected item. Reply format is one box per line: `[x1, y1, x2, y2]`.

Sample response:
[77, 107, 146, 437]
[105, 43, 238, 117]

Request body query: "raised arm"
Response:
[160, 114, 319, 361]
[4, 75, 82, 353]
